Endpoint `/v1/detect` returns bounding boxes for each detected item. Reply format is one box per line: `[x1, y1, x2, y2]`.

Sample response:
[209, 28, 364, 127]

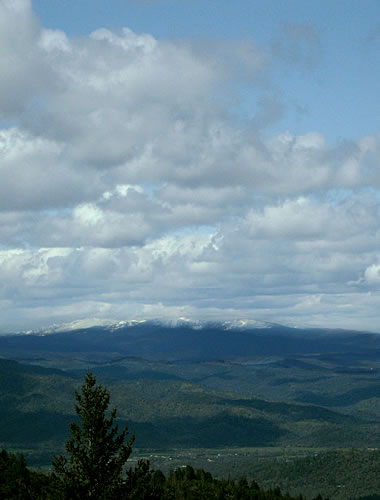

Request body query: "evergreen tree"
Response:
[126, 459, 163, 499]
[0, 449, 59, 499]
[53, 371, 134, 499]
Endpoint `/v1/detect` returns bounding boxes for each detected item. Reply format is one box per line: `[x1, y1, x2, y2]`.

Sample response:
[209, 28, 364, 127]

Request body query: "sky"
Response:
[0, 0, 380, 333]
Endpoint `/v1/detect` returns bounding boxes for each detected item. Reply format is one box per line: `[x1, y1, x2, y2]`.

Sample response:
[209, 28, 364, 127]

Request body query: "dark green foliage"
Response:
[52, 372, 134, 499]
[131, 413, 285, 448]
[0, 449, 58, 499]
[161, 465, 314, 500]
[0, 359, 34, 395]
[247, 449, 380, 500]
[0, 449, 32, 499]
[221, 398, 354, 423]
[355, 496, 380, 500]
[126, 459, 164, 499]
[1, 449, 329, 500]
[0, 409, 73, 444]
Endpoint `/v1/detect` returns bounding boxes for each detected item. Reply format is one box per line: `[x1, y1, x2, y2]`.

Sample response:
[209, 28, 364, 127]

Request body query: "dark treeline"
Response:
[0, 449, 329, 500]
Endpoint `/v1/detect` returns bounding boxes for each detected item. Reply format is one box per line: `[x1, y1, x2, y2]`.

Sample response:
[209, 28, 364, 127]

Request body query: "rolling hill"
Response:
[2, 321, 380, 499]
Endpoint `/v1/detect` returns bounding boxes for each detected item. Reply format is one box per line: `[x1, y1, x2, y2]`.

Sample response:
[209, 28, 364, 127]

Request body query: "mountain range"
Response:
[2, 319, 380, 499]
[1, 319, 379, 363]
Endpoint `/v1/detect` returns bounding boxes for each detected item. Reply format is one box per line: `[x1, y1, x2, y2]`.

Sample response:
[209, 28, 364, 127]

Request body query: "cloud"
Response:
[0, 128, 103, 211]
[0, 1, 379, 332]
[363, 264, 380, 285]
[0, 0, 54, 117]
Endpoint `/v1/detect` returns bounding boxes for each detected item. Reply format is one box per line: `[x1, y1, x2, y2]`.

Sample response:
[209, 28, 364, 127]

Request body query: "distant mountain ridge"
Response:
[1, 318, 379, 363]
[21, 317, 275, 335]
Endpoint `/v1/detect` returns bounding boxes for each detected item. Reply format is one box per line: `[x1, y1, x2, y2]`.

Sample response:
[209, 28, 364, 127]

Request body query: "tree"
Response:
[53, 371, 135, 499]
[0, 449, 59, 499]
[126, 459, 164, 500]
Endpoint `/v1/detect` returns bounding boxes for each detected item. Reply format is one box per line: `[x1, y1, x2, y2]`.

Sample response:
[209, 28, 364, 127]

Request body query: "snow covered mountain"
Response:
[1, 317, 378, 364]
[23, 317, 276, 336]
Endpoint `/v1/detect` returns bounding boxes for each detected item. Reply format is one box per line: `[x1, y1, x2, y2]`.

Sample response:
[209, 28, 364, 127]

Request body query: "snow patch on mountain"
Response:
[20, 317, 280, 336]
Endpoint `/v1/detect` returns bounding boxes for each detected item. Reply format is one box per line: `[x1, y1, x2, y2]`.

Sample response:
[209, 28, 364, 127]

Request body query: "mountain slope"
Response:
[0, 357, 367, 465]
[1, 321, 379, 362]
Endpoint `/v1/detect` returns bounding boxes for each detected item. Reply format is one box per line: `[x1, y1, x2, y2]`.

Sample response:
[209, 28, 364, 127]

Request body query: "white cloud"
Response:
[364, 264, 380, 285]
[0, 0, 53, 116]
[244, 195, 378, 241]
[0, 128, 103, 210]
[0, 1, 379, 332]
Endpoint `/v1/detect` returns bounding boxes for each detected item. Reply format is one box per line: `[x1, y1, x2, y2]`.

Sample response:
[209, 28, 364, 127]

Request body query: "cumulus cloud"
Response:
[0, 0, 44, 115]
[0, 0, 379, 332]
[363, 264, 380, 285]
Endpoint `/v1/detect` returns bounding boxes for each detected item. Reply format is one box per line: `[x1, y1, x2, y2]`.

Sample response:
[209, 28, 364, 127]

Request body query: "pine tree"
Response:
[53, 371, 134, 499]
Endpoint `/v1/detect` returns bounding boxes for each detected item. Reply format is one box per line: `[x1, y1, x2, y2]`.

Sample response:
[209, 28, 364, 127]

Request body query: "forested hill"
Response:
[3, 322, 380, 499]
[2, 360, 380, 499]
[1, 321, 379, 362]
[0, 357, 354, 452]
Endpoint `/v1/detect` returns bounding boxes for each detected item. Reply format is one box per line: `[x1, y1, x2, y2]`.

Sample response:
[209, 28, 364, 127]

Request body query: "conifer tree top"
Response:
[53, 372, 134, 499]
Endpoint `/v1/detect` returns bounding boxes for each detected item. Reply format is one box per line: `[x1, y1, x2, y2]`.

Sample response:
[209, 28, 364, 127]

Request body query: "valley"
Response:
[2, 321, 380, 499]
